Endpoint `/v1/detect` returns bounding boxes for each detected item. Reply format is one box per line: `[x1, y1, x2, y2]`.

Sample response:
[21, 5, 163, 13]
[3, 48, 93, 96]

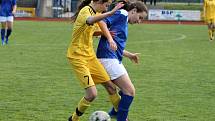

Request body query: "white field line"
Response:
[133, 32, 187, 44]
[10, 32, 186, 46]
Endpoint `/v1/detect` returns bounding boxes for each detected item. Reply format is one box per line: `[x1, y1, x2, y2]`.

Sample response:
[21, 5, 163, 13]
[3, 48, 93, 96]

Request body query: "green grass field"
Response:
[0, 21, 215, 121]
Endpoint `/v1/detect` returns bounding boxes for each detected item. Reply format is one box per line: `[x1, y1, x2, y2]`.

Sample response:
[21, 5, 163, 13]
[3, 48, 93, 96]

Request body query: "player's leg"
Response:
[5, 16, 14, 44]
[208, 21, 214, 41]
[89, 58, 121, 114]
[68, 58, 97, 121]
[113, 74, 135, 121]
[208, 27, 213, 41]
[69, 86, 97, 121]
[99, 59, 134, 121]
[0, 17, 7, 45]
[150, 0, 152, 5]
[154, 0, 156, 6]
[212, 20, 215, 40]
[101, 81, 121, 112]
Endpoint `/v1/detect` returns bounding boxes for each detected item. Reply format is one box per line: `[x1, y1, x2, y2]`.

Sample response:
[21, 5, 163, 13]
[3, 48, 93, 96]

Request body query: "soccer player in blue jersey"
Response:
[0, 0, 17, 45]
[96, 1, 148, 121]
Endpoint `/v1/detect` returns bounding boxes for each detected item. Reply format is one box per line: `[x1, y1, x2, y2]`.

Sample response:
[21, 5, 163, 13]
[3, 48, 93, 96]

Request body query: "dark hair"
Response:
[127, 1, 148, 13]
[111, 0, 148, 13]
[71, 0, 110, 21]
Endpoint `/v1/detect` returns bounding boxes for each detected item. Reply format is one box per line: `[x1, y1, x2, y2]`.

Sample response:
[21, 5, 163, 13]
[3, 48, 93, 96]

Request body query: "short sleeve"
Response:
[104, 11, 120, 27]
[103, 10, 124, 28]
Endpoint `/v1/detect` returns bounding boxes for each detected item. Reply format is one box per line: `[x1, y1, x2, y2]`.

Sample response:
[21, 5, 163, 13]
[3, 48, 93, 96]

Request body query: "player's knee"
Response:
[212, 24, 215, 29]
[123, 86, 135, 97]
[86, 93, 97, 102]
[1, 22, 7, 26]
[85, 91, 97, 102]
[128, 87, 136, 96]
[131, 87, 136, 96]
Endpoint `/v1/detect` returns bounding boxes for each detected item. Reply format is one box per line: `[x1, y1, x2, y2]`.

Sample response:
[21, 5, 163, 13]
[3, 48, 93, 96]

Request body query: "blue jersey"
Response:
[0, 0, 16, 17]
[96, 9, 128, 63]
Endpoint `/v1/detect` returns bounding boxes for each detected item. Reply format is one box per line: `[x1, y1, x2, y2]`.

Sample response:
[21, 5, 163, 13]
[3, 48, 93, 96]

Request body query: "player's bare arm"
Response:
[87, 2, 124, 25]
[123, 50, 140, 64]
[98, 21, 117, 51]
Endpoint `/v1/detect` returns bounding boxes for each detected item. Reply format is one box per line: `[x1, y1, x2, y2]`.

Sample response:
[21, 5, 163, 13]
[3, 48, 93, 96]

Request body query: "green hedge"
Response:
[163, 4, 202, 10]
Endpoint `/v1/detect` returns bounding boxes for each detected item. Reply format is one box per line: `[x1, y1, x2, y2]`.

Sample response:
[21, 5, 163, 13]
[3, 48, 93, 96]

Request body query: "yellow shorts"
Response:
[206, 19, 215, 29]
[206, 19, 215, 24]
[68, 57, 110, 89]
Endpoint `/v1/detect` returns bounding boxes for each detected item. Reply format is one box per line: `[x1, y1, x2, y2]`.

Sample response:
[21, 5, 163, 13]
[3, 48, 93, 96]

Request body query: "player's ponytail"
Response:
[71, 0, 92, 21]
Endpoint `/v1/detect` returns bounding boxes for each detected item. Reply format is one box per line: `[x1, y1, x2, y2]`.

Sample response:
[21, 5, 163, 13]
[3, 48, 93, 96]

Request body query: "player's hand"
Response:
[129, 53, 140, 64]
[111, 2, 124, 14]
[115, 2, 125, 9]
[109, 40, 117, 51]
[12, 10, 16, 15]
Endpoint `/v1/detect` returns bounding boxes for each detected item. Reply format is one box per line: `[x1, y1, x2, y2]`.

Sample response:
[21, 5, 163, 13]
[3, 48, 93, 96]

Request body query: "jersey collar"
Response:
[88, 5, 96, 14]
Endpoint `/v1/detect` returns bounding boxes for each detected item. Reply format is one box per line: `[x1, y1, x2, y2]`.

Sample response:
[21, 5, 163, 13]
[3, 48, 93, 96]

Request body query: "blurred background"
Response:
[16, 0, 204, 20]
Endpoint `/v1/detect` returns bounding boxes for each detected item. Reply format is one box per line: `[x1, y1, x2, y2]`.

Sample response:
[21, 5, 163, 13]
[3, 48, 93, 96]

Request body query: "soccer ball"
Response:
[89, 111, 111, 121]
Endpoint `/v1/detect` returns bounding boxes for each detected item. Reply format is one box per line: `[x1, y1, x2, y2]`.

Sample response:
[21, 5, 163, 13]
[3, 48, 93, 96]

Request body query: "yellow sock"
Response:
[209, 29, 213, 38]
[77, 97, 91, 113]
[208, 29, 213, 41]
[72, 112, 79, 121]
[72, 97, 91, 121]
[109, 92, 121, 111]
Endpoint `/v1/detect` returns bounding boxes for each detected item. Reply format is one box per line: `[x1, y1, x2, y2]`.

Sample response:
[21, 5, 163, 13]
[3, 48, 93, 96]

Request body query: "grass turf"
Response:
[0, 21, 215, 121]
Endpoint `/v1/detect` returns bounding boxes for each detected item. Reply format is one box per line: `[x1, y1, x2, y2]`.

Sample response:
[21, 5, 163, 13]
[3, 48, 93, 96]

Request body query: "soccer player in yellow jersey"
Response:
[203, 0, 215, 41]
[67, 0, 124, 121]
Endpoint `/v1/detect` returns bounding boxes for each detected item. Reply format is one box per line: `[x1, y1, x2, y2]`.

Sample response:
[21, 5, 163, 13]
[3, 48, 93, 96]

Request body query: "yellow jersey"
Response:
[204, 0, 215, 21]
[67, 6, 99, 59]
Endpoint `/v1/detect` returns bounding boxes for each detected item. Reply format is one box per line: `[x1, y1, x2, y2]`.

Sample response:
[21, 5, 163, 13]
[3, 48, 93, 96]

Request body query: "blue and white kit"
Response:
[0, 0, 17, 22]
[97, 9, 129, 80]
